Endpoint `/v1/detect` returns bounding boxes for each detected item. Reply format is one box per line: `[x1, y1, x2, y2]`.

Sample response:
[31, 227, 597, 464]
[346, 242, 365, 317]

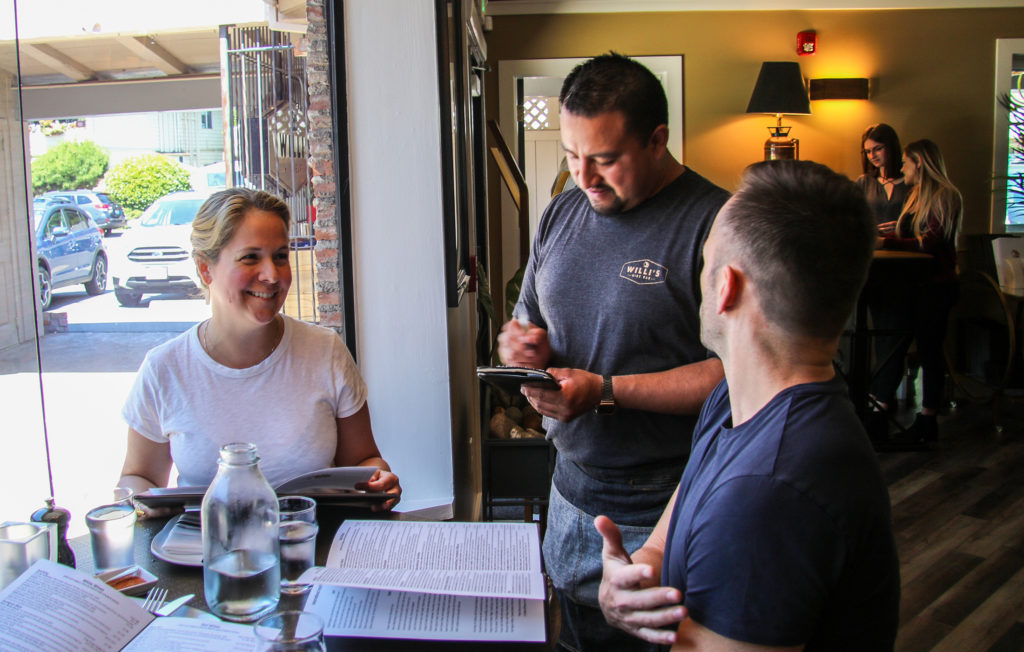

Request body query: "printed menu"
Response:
[0, 560, 254, 651]
[300, 520, 547, 642]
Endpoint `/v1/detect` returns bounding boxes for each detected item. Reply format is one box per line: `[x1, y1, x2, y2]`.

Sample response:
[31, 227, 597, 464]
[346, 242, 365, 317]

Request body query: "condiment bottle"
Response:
[201, 442, 280, 622]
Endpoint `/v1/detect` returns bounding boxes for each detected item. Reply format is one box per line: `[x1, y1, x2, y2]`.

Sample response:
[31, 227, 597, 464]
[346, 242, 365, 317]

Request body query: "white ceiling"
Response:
[0, 0, 307, 88]
[2, 0, 1017, 89]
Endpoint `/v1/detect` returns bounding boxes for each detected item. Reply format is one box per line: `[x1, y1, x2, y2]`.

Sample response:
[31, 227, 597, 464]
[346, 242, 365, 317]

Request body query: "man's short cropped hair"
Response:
[720, 160, 875, 340]
[559, 52, 668, 144]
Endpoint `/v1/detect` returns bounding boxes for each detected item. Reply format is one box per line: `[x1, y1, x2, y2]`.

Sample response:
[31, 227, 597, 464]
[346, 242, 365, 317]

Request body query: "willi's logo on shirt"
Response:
[620, 259, 667, 285]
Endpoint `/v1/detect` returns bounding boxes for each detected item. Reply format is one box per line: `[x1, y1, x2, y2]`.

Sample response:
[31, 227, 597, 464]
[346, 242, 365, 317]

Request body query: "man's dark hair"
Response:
[559, 52, 668, 144]
[721, 160, 875, 340]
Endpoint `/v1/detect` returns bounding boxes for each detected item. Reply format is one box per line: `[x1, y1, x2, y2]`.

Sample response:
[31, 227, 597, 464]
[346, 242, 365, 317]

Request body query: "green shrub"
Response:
[31, 140, 109, 194]
[104, 154, 192, 214]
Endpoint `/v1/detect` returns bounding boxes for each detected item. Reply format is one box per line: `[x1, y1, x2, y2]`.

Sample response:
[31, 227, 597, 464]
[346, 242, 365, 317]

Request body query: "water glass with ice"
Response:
[86, 487, 137, 573]
[278, 496, 318, 588]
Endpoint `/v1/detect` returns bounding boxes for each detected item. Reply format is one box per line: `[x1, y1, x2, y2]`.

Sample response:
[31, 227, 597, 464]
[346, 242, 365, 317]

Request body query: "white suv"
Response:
[112, 191, 210, 307]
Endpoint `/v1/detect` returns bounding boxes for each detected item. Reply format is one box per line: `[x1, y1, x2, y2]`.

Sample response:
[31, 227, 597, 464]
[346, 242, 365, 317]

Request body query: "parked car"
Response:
[34, 198, 107, 310]
[42, 189, 126, 235]
[112, 191, 209, 307]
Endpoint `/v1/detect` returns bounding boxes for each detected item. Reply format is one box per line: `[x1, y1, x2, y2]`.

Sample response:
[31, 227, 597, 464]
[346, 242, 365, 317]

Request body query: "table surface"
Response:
[872, 249, 933, 260]
[70, 507, 553, 651]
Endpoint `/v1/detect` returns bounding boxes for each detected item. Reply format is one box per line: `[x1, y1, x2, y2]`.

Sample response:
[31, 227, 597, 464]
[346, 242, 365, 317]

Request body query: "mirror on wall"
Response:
[994, 39, 1024, 234]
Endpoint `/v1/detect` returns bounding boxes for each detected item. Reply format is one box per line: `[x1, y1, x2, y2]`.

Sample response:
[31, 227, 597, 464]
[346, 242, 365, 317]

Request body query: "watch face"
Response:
[596, 401, 615, 415]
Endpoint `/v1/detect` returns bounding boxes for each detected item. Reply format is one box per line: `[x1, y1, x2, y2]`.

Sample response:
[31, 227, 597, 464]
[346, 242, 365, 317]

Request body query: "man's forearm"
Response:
[613, 358, 724, 415]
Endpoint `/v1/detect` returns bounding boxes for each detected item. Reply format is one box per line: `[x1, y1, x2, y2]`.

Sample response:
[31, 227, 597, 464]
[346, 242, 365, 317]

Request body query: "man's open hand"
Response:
[595, 515, 687, 646]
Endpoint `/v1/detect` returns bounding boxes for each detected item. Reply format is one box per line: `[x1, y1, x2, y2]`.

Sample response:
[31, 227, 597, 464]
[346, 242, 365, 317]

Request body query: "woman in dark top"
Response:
[856, 123, 909, 226]
[870, 139, 962, 442]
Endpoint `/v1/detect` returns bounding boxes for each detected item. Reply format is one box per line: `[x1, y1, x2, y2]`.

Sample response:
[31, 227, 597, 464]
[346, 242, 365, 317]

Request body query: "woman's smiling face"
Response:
[202, 208, 291, 327]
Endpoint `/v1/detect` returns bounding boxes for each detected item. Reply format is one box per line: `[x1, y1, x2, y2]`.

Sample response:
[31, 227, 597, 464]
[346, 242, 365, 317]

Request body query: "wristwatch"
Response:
[595, 375, 616, 415]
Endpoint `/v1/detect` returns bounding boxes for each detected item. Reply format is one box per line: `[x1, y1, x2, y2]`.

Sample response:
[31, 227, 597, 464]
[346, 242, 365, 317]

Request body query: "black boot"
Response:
[896, 413, 938, 444]
[866, 408, 891, 445]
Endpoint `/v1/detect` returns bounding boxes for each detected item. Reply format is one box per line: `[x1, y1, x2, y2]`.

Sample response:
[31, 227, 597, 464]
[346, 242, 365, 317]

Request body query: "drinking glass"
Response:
[0, 522, 53, 590]
[278, 496, 318, 590]
[86, 487, 137, 573]
[254, 610, 326, 652]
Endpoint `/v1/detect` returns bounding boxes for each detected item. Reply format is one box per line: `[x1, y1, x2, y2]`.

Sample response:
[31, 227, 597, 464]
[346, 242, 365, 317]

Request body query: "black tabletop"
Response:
[70, 507, 553, 650]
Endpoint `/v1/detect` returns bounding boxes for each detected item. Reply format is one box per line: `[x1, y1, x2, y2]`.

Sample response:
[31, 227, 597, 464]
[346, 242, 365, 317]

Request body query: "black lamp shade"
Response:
[746, 62, 811, 115]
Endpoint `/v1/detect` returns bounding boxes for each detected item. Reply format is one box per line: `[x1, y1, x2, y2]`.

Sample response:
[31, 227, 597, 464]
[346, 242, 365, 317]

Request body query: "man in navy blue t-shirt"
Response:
[596, 160, 900, 650]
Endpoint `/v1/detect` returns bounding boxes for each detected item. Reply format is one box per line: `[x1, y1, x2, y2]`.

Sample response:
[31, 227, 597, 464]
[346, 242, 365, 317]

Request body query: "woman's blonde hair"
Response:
[896, 139, 962, 242]
[191, 188, 291, 289]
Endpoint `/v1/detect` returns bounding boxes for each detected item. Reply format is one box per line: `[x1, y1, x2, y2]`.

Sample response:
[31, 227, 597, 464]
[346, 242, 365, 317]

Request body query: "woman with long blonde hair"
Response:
[870, 139, 961, 443]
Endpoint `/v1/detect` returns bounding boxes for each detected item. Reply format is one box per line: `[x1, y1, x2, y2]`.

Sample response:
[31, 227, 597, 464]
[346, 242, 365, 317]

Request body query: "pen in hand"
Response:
[517, 317, 538, 355]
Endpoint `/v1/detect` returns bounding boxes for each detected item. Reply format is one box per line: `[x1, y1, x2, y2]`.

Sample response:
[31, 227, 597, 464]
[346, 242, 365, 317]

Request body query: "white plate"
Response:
[151, 515, 203, 567]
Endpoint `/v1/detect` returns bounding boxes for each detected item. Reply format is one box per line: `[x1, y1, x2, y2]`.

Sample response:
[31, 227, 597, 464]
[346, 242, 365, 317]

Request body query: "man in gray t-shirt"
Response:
[498, 53, 728, 652]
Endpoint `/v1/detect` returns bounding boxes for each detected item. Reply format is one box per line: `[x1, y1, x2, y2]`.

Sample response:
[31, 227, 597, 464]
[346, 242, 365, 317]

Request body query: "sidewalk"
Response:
[1, 287, 203, 537]
[45, 288, 211, 333]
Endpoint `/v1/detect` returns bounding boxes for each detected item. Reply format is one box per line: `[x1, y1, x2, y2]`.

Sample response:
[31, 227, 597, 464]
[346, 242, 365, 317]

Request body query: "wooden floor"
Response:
[882, 394, 1024, 651]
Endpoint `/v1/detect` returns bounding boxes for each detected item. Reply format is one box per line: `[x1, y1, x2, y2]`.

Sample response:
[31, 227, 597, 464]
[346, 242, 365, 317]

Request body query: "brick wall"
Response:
[305, 0, 344, 334]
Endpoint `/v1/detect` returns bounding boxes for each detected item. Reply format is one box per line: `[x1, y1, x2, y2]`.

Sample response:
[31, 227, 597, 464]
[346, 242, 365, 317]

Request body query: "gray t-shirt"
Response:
[516, 168, 729, 474]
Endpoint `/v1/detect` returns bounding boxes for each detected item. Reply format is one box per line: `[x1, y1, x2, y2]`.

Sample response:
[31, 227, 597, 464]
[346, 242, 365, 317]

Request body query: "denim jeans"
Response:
[555, 588, 668, 652]
[544, 457, 681, 651]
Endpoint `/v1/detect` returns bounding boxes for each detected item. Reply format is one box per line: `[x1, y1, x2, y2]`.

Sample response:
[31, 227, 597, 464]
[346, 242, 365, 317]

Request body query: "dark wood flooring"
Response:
[882, 393, 1024, 651]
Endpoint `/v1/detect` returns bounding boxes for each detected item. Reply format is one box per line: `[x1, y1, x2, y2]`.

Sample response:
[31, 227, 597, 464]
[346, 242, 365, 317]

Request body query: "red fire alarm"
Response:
[797, 30, 817, 56]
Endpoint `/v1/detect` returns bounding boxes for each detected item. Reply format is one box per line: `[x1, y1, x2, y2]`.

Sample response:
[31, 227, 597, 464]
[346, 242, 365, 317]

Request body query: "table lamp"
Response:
[746, 61, 811, 160]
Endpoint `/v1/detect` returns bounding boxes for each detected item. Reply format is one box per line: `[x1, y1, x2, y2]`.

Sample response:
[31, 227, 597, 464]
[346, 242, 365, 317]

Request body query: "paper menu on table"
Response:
[0, 559, 153, 651]
[305, 584, 546, 642]
[310, 520, 544, 600]
[123, 618, 256, 652]
[0, 560, 256, 652]
[301, 520, 546, 642]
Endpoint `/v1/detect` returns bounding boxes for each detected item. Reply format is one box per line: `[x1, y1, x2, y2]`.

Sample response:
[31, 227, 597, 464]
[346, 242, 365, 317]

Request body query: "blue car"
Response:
[41, 189, 127, 235]
[34, 198, 108, 310]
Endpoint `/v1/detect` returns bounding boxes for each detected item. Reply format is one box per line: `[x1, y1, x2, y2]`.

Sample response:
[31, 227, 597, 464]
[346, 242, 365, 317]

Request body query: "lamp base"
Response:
[764, 126, 799, 160]
[764, 137, 799, 160]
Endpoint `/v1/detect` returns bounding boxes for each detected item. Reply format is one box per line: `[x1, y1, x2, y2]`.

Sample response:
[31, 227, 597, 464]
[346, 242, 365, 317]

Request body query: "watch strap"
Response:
[596, 374, 615, 414]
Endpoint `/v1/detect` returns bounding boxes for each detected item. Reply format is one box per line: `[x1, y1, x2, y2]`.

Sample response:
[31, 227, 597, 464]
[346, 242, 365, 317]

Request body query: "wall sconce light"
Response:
[746, 61, 811, 160]
[809, 78, 870, 100]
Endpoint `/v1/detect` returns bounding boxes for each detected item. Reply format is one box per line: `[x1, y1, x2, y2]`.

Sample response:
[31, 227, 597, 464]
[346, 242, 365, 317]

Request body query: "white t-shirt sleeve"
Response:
[331, 335, 368, 418]
[121, 350, 169, 443]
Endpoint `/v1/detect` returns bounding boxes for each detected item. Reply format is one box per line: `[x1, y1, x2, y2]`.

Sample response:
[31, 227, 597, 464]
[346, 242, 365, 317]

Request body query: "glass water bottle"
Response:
[202, 442, 280, 622]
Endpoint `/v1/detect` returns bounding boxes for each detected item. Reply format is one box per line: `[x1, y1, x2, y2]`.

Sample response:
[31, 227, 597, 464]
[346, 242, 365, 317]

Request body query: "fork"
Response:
[141, 587, 168, 614]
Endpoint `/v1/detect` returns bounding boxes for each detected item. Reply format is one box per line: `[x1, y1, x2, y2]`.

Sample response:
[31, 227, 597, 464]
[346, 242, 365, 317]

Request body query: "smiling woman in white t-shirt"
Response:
[117, 188, 401, 512]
